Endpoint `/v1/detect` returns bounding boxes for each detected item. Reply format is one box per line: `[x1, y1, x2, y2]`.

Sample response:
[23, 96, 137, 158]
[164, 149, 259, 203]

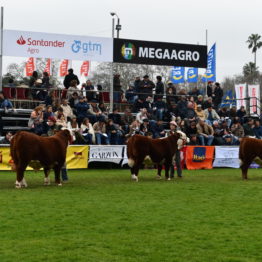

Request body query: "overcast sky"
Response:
[1, 0, 262, 80]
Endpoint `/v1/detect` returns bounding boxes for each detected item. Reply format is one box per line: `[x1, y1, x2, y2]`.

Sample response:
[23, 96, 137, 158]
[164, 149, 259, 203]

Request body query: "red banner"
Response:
[80, 61, 89, 76]
[59, 59, 69, 77]
[44, 58, 51, 75]
[25, 57, 35, 76]
[186, 146, 214, 170]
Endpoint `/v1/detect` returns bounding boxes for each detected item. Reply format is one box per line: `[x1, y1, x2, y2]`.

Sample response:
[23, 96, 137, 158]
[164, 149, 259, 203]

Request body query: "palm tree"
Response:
[246, 34, 262, 67]
[243, 62, 259, 83]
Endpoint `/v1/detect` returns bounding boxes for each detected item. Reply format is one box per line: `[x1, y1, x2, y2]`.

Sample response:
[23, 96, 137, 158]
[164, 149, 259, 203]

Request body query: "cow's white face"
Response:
[176, 131, 188, 150]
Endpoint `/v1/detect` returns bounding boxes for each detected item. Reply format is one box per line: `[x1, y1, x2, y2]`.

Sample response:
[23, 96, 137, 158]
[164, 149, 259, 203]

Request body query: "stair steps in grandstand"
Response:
[3, 126, 30, 131]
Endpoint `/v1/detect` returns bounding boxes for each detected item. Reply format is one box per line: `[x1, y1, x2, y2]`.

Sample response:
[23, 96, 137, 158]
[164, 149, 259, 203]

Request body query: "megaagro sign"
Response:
[3, 30, 113, 62]
[113, 38, 207, 68]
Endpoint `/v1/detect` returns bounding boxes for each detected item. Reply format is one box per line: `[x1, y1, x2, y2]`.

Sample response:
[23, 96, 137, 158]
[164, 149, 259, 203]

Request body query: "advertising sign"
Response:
[113, 38, 207, 67]
[3, 29, 113, 62]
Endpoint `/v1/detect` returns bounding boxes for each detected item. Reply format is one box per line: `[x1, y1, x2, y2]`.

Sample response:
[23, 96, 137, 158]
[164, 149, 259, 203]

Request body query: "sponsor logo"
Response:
[193, 147, 206, 162]
[121, 43, 136, 60]
[17, 36, 26, 45]
[71, 40, 102, 54]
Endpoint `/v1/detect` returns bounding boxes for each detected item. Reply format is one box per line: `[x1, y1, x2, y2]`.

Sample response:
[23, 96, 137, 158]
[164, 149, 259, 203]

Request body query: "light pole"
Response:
[110, 12, 121, 38]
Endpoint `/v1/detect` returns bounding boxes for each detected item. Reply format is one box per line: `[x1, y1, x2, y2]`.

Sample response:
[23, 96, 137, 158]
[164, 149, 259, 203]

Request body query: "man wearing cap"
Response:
[168, 121, 182, 179]
[138, 75, 155, 101]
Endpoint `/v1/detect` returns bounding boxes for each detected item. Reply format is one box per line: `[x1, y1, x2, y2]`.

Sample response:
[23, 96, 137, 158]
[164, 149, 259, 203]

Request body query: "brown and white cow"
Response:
[127, 131, 187, 181]
[10, 130, 71, 188]
[239, 137, 262, 179]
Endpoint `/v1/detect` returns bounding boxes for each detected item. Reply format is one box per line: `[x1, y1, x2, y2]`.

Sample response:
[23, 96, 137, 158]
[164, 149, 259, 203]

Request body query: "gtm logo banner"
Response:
[71, 40, 102, 55]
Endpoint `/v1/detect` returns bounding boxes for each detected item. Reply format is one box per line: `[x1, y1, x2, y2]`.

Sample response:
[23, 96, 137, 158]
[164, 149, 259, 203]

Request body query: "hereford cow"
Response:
[239, 137, 262, 179]
[127, 131, 187, 181]
[10, 130, 71, 188]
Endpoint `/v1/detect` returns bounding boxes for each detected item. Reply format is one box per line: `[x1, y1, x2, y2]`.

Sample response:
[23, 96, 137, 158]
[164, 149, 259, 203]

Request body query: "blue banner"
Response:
[187, 68, 198, 83]
[202, 43, 216, 82]
[171, 67, 185, 84]
[220, 90, 236, 108]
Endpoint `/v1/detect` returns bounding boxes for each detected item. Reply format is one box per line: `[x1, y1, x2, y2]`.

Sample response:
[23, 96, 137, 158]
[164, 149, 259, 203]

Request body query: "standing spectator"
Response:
[125, 85, 136, 104]
[75, 96, 90, 125]
[253, 120, 262, 139]
[113, 73, 123, 103]
[63, 68, 80, 89]
[29, 71, 38, 99]
[197, 119, 214, 145]
[42, 71, 51, 89]
[133, 76, 141, 97]
[93, 118, 109, 145]
[243, 118, 255, 137]
[154, 75, 164, 100]
[177, 96, 188, 119]
[213, 82, 223, 109]
[139, 75, 155, 100]
[207, 81, 213, 97]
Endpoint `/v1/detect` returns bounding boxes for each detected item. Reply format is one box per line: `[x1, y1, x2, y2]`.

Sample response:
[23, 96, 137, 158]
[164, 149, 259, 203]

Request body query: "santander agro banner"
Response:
[113, 38, 207, 68]
[3, 30, 113, 62]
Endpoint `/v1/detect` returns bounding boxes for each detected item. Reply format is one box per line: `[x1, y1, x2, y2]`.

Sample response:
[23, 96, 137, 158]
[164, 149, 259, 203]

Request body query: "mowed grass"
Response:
[1, 168, 262, 262]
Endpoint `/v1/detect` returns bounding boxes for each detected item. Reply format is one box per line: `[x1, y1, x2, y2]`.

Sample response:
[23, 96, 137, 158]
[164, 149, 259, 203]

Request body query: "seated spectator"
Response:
[229, 106, 237, 119]
[218, 107, 229, 119]
[69, 92, 80, 111]
[93, 118, 109, 145]
[98, 102, 108, 114]
[185, 121, 199, 145]
[67, 80, 80, 100]
[253, 120, 262, 139]
[197, 119, 214, 145]
[231, 119, 244, 138]
[54, 107, 64, 119]
[126, 120, 141, 138]
[204, 106, 220, 125]
[188, 87, 200, 98]
[237, 106, 246, 123]
[185, 102, 197, 121]
[80, 118, 95, 144]
[196, 95, 204, 107]
[136, 108, 149, 124]
[52, 98, 62, 112]
[106, 119, 121, 145]
[56, 114, 67, 129]
[47, 116, 59, 137]
[67, 115, 83, 144]
[188, 134, 199, 145]
[133, 98, 149, 113]
[88, 100, 103, 124]
[0, 131, 13, 144]
[45, 90, 56, 107]
[108, 107, 122, 126]
[43, 105, 54, 121]
[125, 85, 136, 104]
[121, 108, 134, 135]
[166, 103, 179, 122]
[195, 104, 205, 121]
[61, 98, 74, 121]
[177, 96, 188, 119]
[202, 96, 213, 110]
[152, 97, 167, 121]
[28, 105, 44, 135]
[0, 91, 14, 112]
[82, 80, 95, 102]
[223, 134, 239, 145]
[243, 118, 255, 137]
[140, 118, 154, 136]
[212, 120, 224, 145]
[75, 96, 90, 125]
[166, 87, 176, 107]
[153, 120, 166, 138]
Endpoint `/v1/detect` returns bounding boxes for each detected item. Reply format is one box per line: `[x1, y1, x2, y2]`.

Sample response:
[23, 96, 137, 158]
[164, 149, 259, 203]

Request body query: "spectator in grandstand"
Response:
[168, 120, 182, 178]
[243, 118, 255, 137]
[45, 90, 56, 107]
[56, 114, 67, 129]
[185, 102, 197, 122]
[204, 105, 220, 125]
[152, 97, 167, 121]
[213, 82, 223, 109]
[75, 96, 90, 125]
[195, 104, 205, 121]
[121, 108, 134, 135]
[46, 116, 60, 137]
[231, 119, 244, 138]
[196, 95, 204, 107]
[202, 96, 213, 110]
[106, 119, 121, 145]
[60, 98, 74, 121]
[67, 115, 83, 144]
[29, 71, 38, 99]
[80, 117, 95, 144]
[54, 107, 64, 119]
[212, 120, 224, 145]
[88, 100, 103, 124]
[93, 118, 109, 145]
[138, 75, 155, 100]
[139, 118, 153, 136]
[136, 108, 149, 124]
[207, 81, 213, 97]
[153, 120, 166, 138]
[223, 134, 239, 145]
[67, 80, 80, 100]
[28, 105, 44, 135]
[34, 78, 47, 101]
[108, 107, 122, 126]
[197, 119, 214, 146]
[166, 103, 179, 122]
[154, 76, 164, 100]
[133, 98, 148, 113]
[253, 120, 262, 139]
[218, 107, 229, 118]
[133, 76, 141, 96]
[113, 73, 123, 103]
[0, 91, 13, 112]
[42, 71, 51, 89]
[125, 85, 136, 104]
[166, 81, 176, 97]
[0, 131, 12, 144]
[188, 87, 200, 98]
[229, 106, 237, 119]
[52, 98, 62, 113]
[185, 120, 199, 145]
[63, 68, 80, 90]
[126, 120, 141, 138]
[177, 96, 188, 119]
[98, 102, 108, 115]
[82, 80, 95, 102]
[69, 92, 79, 110]
[237, 106, 246, 123]
[43, 105, 54, 121]
[166, 87, 176, 108]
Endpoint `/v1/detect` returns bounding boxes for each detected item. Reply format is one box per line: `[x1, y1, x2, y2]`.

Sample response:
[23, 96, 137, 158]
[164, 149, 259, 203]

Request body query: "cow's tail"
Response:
[10, 132, 20, 171]
[239, 138, 245, 166]
[127, 137, 135, 168]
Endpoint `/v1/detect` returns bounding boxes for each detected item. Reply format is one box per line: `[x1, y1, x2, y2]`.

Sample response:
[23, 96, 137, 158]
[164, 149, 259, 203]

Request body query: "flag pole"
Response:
[0, 7, 4, 91]
[205, 29, 208, 96]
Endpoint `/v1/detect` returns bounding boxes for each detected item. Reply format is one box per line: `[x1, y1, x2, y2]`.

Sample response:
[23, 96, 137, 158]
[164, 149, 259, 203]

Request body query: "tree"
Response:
[246, 34, 262, 67]
[242, 62, 259, 84]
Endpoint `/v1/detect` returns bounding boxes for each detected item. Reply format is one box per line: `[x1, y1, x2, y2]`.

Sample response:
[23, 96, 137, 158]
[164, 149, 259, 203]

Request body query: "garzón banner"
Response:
[3, 29, 113, 62]
[113, 38, 207, 68]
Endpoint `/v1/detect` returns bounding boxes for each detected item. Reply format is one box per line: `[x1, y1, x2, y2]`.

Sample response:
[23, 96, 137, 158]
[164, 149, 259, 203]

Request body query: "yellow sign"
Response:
[0, 147, 13, 170]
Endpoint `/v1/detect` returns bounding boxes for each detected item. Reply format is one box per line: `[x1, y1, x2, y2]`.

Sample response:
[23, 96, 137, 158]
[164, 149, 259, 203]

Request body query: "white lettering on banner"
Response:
[213, 146, 240, 168]
[235, 84, 247, 110]
[138, 47, 200, 61]
[89, 145, 124, 164]
[3, 29, 113, 62]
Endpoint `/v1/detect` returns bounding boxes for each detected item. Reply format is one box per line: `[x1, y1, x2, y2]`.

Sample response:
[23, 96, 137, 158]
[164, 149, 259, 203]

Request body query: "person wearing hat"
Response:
[195, 104, 206, 121]
[166, 120, 182, 179]
[138, 75, 155, 101]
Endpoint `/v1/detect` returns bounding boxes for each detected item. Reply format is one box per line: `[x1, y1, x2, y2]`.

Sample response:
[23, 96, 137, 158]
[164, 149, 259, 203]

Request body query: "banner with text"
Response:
[201, 43, 216, 82]
[113, 38, 207, 68]
[186, 146, 214, 170]
[248, 84, 260, 115]
[89, 145, 125, 164]
[3, 30, 113, 62]
[66, 145, 88, 169]
[213, 146, 240, 168]
[235, 84, 247, 109]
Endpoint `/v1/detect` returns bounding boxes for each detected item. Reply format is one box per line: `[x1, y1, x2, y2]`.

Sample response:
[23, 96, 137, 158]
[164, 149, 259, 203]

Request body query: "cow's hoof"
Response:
[131, 175, 138, 182]
[44, 178, 51, 185]
[166, 177, 171, 181]
[58, 183, 62, 186]
[156, 175, 162, 180]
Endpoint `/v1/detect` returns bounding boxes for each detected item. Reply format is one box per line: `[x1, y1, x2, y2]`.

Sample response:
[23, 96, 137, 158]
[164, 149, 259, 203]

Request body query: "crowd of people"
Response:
[0, 68, 261, 146]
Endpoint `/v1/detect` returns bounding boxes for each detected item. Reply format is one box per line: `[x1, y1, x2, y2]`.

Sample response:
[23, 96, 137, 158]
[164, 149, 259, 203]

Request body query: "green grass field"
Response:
[1, 168, 262, 262]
